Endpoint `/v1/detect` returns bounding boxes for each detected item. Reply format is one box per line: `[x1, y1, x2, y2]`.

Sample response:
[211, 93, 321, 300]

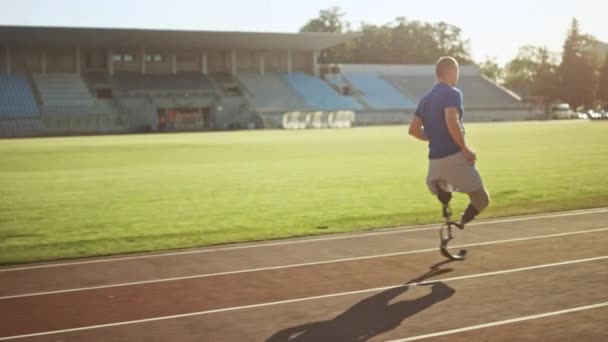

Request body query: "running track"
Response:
[1, 208, 607, 341]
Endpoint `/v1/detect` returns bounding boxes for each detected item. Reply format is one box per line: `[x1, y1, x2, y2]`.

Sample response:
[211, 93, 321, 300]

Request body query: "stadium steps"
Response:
[281, 72, 362, 111]
[238, 73, 309, 112]
[343, 73, 417, 110]
[34, 73, 97, 106]
[383, 75, 434, 102]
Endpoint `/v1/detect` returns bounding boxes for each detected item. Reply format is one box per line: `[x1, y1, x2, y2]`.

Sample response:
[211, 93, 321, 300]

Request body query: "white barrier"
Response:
[282, 111, 355, 130]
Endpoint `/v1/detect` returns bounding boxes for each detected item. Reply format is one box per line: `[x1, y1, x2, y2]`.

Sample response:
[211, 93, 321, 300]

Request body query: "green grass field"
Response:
[1, 121, 607, 264]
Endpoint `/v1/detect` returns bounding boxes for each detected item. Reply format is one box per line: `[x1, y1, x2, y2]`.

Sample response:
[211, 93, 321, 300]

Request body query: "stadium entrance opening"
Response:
[157, 107, 212, 131]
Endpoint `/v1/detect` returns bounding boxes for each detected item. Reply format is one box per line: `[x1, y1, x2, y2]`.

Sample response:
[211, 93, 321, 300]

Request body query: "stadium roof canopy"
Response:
[0, 26, 358, 51]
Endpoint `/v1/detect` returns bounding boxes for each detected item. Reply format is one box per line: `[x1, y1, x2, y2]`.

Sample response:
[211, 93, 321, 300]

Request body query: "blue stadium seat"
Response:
[282, 73, 362, 111]
[344, 74, 417, 110]
[238, 73, 309, 112]
[383, 75, 436, 102]
[385, 75, 522, 108]
[0, 74, 40, 117]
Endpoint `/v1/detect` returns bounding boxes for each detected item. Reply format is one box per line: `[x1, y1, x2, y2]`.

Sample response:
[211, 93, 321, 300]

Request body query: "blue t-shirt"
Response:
[415, 83, 465, 159]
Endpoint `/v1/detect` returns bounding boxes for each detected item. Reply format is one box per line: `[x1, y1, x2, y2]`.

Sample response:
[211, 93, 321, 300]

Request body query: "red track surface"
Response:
[1, 208, 607, 341]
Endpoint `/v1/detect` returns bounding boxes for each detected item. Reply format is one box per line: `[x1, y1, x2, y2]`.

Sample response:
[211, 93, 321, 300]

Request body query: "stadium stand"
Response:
[209, 73, 243, 95]
[385, 74, 523, 108]
[0, 119, 43, 137]
[112, 74, 216, 96]
[0, 26, 544, 136]
[32, 73, 122, 134]
[115, 96, 157, 131]
[383, 75, 434, 101]
[324, 73, 349, 91]
[282, 72, 362, 111]
[339, 64, 538, 123]
[238, 73, 309, 112]
[0, 73, 43, 137]
[34, 73, 96, 106]
[343, 73, 417, 110]
[457, 76, 523, 109]
[0, 74, 40, 116]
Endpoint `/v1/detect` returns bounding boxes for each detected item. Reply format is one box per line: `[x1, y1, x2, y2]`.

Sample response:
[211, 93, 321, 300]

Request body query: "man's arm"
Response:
[408, 115, 428, 141]
[445, 107, 476, 163]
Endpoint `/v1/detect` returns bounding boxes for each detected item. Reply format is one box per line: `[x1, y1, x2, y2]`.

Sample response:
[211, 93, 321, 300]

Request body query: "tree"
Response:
[559, 18, 600, 110]
[300, 7, 348, 33]
[479, 57, 504, 83]
[349, 23, 393, 64]
[597, 50, 608, 108]
[299, 10, 473, 65]
[390, 18, 438, 64]
[433, 21, 472, 64]
[390, 18, 472, 64]
[504, 46, 559, 97]
[300, 7, 353, 64]
[503, 45, 560, 116]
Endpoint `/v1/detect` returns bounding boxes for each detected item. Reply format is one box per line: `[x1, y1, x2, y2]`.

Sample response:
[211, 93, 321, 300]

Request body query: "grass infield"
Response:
[1, 121, 607, 264]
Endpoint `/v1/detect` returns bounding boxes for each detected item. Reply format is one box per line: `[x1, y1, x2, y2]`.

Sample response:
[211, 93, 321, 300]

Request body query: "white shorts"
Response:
[426, 152, 485, 194]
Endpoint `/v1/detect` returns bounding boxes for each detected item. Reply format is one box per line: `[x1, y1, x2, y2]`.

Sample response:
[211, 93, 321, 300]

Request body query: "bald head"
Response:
[435, 56, 460, 86]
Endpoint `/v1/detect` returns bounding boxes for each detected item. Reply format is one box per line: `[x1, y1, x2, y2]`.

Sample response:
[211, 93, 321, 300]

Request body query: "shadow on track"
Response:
[266, 260, 456, 342]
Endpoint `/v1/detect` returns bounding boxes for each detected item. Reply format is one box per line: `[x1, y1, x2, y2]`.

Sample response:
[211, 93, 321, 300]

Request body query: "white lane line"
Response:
[2, 227, 607, 300]
[387, 302, 608, 342]
[0, 255, 606, 341]
[1, 207, 607, 272]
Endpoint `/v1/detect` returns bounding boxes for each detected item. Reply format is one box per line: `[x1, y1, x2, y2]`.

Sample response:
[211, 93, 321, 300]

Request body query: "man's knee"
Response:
[469, 188, 490, 212]
[433, 180, 452, 206]
[437, 188, 452, 206]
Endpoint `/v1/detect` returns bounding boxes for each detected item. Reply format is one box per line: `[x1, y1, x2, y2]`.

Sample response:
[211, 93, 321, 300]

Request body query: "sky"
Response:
[1, 0, 606, 65]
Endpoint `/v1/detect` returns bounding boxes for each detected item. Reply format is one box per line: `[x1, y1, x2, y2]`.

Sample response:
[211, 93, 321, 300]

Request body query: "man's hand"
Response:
[408, 116, 428, 141]
[462, 147, 477, 164]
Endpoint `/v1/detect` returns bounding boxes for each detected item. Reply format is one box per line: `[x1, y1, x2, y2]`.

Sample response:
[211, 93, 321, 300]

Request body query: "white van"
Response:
[551, 103, 574, 119]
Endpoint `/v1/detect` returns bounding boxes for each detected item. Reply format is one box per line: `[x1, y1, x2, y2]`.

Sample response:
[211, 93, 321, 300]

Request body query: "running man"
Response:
[408, 56, 490, 227]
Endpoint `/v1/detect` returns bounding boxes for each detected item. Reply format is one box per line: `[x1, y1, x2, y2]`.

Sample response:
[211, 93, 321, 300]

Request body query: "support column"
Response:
[5, 47, 10, 75]
[141, 47, 146, 74]
[201, 52, 207, 74]
[312, 50, 320, 77]
[287, 49, 292, 74]
[172, 54, 177, 75]
[108, 50, 114, 76]
[75, 47, 81, 74]
[41, 51, 47, 74]
[260, 53, 265, 75]
[231, 48, 236, 76]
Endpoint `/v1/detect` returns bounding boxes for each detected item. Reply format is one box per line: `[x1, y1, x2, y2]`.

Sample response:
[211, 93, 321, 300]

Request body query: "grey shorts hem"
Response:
[426, 152, 484, 194]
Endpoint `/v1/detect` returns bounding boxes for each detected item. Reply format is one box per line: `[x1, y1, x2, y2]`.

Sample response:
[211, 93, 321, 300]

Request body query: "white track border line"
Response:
[0, 256, 606, 341]
[2, 226, 607, 300]
[387, 302, 608, 342]
[2, 207, 607, 272]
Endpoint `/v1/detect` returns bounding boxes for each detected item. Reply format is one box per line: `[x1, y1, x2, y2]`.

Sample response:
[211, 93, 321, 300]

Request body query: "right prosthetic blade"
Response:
[439, 223, 467, 261]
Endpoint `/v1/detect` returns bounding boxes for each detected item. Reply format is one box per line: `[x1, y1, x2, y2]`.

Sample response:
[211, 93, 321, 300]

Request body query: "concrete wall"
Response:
[0, 49, 5, 73]
[354, 111, 413, 126]
[3, 47, 317, 76]
[207, 50, 228, 73]
[46, 49, 75, 73]
[11, 48, 42, 73]
[292, 51, 313, 74]
[176, 52, 200, 73]
[466, 109, 545, 122]
[263, 51, 288, 73]
[81, 49, 107, 73]
[112, 49, 140, 73]
[145, 50, 173, 74]
[235, 49, 259, 73]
